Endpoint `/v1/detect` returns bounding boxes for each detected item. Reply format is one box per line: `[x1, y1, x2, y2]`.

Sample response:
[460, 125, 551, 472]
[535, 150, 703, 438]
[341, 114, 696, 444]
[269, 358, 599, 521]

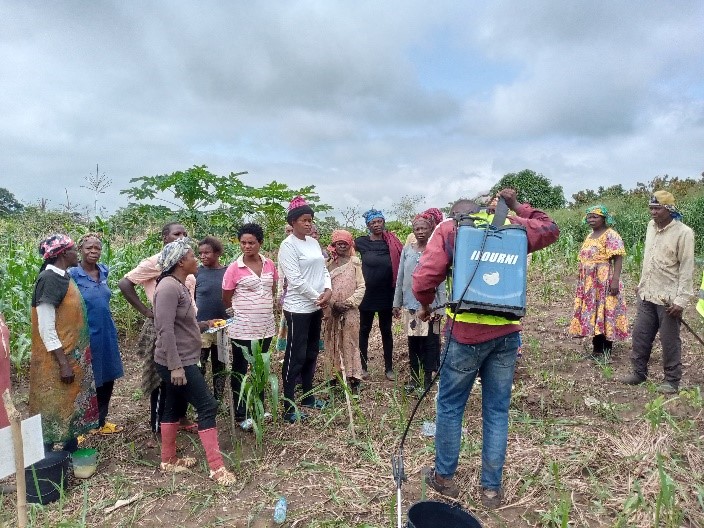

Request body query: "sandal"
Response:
[160, 457, 196, 473]
[210, 466, 236, 486]
[96, 422, 124, 435]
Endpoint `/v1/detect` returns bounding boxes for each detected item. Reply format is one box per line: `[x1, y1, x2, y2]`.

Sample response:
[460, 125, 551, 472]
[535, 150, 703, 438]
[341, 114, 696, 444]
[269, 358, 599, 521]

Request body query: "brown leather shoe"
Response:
[421, 466, 460, 499]
[481, 487, 504, 509]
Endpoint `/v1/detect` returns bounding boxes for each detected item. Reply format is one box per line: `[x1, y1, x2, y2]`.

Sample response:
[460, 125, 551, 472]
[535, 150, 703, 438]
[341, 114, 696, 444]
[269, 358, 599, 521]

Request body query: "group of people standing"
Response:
[23, 194, 447, 485]
[22, 187, 698, 505]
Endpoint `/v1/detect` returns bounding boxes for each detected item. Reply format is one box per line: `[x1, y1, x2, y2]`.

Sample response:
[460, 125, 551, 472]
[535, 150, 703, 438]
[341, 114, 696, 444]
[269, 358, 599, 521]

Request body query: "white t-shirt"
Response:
[278, 234, 331, 313]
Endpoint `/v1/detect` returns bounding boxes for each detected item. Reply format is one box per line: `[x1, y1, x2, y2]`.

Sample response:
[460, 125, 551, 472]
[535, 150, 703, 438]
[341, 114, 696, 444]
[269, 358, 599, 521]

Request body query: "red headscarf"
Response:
[327, 229, 355, 261]
[415, 208, 443, 228]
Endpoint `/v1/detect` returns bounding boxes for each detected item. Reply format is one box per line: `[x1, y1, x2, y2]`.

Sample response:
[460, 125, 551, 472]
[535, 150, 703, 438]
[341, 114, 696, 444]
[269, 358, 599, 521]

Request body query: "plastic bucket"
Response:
[25, 450, 70, 505]
[72, 448, 98, 479]
[407, 501, 482, 528]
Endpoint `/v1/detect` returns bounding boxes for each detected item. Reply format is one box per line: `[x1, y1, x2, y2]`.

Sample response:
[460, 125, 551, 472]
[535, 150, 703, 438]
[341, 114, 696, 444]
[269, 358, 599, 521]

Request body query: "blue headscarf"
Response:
[362, 208, 385, 225]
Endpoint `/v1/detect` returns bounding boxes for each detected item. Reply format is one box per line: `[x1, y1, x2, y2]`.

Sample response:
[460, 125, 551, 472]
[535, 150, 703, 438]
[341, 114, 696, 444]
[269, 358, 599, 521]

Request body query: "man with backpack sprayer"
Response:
[412, 189, 559, 508]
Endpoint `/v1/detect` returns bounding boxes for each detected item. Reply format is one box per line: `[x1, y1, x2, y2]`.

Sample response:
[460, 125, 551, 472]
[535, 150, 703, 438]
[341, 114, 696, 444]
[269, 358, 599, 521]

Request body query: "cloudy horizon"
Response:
[1, 1, 702, 218]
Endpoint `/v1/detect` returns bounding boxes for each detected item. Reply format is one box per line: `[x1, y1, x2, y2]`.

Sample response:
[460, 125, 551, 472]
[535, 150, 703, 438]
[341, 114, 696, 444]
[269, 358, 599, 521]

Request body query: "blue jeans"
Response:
[435, 332, 519, 491]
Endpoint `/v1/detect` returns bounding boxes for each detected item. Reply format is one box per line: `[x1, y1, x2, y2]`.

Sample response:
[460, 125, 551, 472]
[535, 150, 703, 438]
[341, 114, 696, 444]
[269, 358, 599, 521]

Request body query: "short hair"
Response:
[198, 236, 223, 254]
[450, 199, 480, 216]
[238, 223, 264, 244]
[161, 222, 184, 240]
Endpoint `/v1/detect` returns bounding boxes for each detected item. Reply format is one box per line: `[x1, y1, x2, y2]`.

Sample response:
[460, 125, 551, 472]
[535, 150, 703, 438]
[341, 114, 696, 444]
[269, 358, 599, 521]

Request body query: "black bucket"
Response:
[407, 500, 482, 528]
[25, 450, 70, 505]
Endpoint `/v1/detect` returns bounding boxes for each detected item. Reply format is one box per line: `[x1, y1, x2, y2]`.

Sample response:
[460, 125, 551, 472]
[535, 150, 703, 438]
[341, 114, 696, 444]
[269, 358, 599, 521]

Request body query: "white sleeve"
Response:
[36, 303, 63, 350]
[279, 242, 320, 302]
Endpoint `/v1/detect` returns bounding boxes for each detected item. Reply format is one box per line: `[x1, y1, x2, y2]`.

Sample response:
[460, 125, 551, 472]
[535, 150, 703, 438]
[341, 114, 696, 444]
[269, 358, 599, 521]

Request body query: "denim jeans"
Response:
[435, 332, 519, 491]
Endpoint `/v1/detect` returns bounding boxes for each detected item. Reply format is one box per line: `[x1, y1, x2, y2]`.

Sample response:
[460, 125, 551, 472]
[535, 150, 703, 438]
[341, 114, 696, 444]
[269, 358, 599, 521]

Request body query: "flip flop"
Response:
[97, 422, 124, 435]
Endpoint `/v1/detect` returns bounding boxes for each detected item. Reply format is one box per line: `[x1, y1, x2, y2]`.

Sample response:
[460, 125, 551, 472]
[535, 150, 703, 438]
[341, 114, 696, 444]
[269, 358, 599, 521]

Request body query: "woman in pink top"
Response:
[222, 223, 278, 422]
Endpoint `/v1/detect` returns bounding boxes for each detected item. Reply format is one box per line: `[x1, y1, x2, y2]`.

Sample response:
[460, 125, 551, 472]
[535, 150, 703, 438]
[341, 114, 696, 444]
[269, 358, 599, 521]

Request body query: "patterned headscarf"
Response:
[649, 191, 682, 221]
[77, 232, 102, 249]
[583, 205, 614, 226]
[157, 238, 193, 272]
[287, 196, 315, 225]
[412, 207, 441, 227]
[39, 234, 75, 260]
[327, 230, 355, 261]
[362, 208, 385, 226]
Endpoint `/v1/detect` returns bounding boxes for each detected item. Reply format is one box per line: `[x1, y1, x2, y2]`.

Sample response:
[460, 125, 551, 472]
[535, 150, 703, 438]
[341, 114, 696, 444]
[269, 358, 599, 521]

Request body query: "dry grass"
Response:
[1, 268, 703, 527]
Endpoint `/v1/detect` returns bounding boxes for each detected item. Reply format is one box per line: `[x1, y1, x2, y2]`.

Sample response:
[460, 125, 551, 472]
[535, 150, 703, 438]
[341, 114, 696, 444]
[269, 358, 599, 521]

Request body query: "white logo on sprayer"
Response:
[483, 272, 500, 286]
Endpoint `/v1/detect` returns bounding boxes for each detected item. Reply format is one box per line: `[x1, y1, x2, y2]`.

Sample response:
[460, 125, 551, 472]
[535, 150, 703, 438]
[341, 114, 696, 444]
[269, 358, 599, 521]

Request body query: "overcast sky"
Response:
[1, 1, 703, 218]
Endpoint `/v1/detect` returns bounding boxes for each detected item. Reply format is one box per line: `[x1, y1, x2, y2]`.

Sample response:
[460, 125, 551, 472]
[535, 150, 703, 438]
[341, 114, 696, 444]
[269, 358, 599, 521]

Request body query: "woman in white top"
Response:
[278, 196, 332, 423]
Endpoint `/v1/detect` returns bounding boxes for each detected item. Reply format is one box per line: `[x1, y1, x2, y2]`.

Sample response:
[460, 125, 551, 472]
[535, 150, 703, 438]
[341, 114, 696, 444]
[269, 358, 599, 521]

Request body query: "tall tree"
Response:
[490, 169, 565, 210]
[0, 187, 23, 215]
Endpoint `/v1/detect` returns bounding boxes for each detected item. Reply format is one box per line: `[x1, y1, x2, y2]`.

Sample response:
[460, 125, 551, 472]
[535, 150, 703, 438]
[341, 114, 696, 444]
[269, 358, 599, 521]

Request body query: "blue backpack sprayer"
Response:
[392, 197, 528, 527]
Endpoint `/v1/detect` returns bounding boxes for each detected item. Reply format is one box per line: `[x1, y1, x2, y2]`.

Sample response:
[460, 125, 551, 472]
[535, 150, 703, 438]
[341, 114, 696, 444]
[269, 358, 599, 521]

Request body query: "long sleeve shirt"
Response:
[278, 235, 331, 313]
[394, 244, 446, 312]
[413, 203, 560, 344]
[153, 276, 201, 370]
[637, 219, 695, 308]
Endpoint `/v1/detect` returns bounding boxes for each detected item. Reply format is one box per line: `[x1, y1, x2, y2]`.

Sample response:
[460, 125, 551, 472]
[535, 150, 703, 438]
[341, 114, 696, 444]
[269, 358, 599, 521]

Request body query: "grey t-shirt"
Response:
[195, 266, 228, 321]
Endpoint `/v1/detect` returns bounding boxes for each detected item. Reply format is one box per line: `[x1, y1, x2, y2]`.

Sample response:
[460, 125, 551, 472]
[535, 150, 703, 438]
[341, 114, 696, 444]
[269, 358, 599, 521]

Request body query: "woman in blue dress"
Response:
[69, 233, 124, 434]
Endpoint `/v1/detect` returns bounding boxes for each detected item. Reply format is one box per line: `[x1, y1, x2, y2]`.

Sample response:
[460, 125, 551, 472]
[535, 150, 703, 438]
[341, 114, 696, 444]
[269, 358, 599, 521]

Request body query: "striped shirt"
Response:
[222, 254, 278, 339]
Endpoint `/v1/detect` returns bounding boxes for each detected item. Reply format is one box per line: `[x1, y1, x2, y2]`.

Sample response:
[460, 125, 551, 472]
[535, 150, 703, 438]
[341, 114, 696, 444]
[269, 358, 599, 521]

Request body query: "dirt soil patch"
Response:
[2, 270, 703, 527]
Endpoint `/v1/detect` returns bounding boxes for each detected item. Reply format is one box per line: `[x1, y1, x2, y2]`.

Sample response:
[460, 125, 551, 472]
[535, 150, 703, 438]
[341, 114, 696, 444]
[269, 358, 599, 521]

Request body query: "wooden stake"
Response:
[2, 388, 27, 528]
[334, 316, 356, 441]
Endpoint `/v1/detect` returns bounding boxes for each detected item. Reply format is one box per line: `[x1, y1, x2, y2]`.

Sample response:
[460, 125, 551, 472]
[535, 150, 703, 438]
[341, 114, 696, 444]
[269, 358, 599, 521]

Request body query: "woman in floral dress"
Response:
[569, 205, 629, 357]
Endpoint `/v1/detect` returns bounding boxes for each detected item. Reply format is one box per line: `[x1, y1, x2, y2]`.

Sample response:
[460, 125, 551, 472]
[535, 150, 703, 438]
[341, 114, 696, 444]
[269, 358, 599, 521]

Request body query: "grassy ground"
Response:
[1, 265, 703, 527]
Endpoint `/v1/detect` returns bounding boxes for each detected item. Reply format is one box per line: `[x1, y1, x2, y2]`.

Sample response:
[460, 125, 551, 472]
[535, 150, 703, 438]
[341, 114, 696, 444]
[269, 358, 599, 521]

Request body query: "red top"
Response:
[412, 203, 560, 345]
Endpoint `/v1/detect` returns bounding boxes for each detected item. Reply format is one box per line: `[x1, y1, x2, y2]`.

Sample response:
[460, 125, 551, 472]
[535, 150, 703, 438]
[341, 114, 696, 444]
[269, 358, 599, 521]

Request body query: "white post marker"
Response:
[2, 389, 45, 528]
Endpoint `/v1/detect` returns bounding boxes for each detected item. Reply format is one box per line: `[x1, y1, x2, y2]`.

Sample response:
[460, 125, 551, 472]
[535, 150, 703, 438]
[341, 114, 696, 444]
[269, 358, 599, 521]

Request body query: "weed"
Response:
[615, 480, 644, 527]
[237, 339, 280, 448]
[643, 395, 680, 430]
[678, 386, 703, 408]
[655, 453, 683, 527]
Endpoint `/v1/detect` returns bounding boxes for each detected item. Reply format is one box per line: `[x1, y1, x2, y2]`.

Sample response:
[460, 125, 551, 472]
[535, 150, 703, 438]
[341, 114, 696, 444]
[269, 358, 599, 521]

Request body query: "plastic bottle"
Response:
[273, 496, 287, 524]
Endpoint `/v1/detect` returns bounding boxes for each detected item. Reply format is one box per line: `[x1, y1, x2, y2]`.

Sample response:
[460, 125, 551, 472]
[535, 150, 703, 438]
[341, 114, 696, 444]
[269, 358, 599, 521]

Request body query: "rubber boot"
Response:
[198, 427, 224, 472]
[160, 422, 180, 463]
[199, 427, 236, 485]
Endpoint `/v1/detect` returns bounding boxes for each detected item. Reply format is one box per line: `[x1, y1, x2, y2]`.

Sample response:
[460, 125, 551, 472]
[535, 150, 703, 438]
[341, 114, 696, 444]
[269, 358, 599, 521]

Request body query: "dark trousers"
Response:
[156, 364, 218, 430]
[282, 310, 322, 413]
[592, 335, 613, 355]
[359, 309, 394, 372]
[408, 327, 440, 389]
[150, 380, 189, 433]
[631, 298, 682, 383]
[232, 337, 272, 420]
[96, 381, 114, 427]
[200, 345, 227, 402]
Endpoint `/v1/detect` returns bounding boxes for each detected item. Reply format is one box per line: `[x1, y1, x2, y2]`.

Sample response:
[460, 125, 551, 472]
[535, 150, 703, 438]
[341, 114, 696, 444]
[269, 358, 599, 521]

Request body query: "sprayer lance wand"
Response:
[660, 299, 704, 347]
